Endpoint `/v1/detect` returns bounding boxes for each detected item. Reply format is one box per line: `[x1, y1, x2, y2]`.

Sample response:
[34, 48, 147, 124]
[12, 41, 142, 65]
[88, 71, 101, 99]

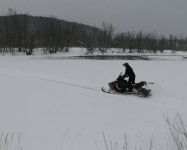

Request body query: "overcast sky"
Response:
[1, 0, 187, 36]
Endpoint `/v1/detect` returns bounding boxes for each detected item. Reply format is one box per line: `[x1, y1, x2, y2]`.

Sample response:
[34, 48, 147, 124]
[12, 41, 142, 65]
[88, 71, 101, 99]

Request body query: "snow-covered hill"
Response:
[0, 49, 187, 150]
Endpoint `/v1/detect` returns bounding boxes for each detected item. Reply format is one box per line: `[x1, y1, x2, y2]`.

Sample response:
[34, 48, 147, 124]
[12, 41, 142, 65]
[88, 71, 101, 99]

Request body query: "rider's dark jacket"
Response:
[123, 65, 135, 84]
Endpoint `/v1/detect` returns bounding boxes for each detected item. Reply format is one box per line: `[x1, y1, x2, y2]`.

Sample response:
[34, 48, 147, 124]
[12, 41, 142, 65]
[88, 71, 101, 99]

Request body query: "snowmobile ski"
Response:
[101, 87, 111, 93]
[102, 87, 139, 96]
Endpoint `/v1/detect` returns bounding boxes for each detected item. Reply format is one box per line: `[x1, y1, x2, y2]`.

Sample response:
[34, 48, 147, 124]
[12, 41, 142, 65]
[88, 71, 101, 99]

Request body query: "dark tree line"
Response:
[0, 9, 187, 55]
[113, 31, 187, 53]
[0, 9, 101, 55]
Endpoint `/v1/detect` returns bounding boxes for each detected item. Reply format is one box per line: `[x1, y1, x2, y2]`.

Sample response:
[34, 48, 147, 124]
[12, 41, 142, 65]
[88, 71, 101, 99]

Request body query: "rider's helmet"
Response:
[123, 63, 129, 67]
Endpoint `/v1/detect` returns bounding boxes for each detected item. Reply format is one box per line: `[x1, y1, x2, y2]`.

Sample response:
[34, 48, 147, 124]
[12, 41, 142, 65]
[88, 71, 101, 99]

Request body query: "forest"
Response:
[0, 9, 187, 55]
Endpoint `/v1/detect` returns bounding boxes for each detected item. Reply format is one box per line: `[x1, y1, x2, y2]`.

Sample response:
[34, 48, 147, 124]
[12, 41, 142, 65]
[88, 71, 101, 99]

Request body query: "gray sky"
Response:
[1, 0, 187, 36]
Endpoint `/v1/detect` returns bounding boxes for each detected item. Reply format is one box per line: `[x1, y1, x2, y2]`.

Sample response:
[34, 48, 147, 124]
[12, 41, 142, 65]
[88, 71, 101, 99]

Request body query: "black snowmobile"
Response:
[102, 74, 152, 98]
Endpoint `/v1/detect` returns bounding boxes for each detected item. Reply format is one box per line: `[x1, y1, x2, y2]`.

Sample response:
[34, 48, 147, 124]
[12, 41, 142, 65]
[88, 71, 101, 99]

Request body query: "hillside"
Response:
[0, 14, 100, 34]
[0, 14, 102, 52]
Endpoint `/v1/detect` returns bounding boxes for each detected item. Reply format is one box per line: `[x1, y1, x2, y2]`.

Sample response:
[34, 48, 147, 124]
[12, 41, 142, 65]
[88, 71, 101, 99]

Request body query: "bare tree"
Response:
[158, 35, 167, 53]
[98, 23, 115, 53]
[126, 31, 135, 53]
[113, 33, 127, 52]
[136, 31, 144, 53]
[164, 114, 187, 150]
[64, 22, 71, 52]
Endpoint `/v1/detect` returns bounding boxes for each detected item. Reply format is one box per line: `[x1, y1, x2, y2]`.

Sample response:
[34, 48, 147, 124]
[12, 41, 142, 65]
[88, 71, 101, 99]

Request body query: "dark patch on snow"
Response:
[38, 55, 150, 60]
[73, 55, 150, 60]
[33, 55, 187, 61]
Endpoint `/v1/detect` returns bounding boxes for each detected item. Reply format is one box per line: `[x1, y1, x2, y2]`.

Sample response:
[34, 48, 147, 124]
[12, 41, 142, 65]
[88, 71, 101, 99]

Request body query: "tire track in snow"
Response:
[0, 69, 101, 93]
[21, 75, 153, 102]
[1, 70, 153, 102]
[20, 74, 102, 93]
[17, 74, 153, 101]
[16, 73, 187, 110]
[3, 70, 177, 108]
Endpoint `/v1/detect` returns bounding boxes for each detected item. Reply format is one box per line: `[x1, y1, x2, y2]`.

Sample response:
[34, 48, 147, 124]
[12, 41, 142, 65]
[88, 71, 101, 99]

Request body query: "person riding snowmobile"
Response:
[122, 63, 136, 91]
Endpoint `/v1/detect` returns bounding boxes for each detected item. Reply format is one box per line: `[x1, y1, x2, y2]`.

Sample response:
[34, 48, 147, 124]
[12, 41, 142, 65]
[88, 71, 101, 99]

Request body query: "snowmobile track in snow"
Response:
[22, 75, 102, 92]
[20, 75, 149, 99]
[2, 71, 152, 100]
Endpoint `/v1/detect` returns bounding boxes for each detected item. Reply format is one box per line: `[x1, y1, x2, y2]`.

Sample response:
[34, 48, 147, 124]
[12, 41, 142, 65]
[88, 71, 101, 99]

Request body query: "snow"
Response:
[0, 48, 187, 150]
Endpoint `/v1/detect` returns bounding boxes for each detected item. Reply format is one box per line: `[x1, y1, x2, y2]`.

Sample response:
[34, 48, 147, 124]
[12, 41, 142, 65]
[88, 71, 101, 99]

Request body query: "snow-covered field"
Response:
[0, 48, 187, 150]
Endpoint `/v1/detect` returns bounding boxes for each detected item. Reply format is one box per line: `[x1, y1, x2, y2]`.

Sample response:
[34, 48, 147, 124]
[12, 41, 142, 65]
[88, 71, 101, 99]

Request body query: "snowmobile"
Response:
[101, 73, 152, 98]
